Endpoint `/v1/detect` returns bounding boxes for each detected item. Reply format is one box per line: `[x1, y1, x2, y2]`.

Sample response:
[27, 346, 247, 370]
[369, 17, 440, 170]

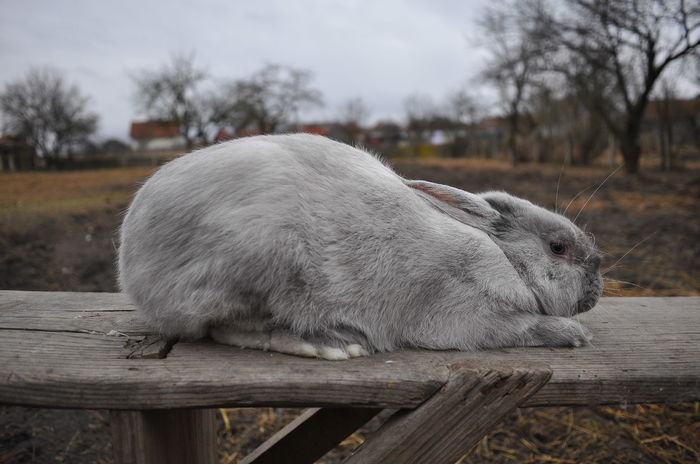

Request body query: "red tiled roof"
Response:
[130, 121, 179, 139]
[215, 129, 232, 141]
[235, 128, 264, 138]
[301, 124, 330, 136]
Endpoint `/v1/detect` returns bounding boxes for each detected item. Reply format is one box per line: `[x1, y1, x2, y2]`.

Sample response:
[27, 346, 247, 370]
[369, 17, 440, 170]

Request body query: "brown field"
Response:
[0, 158, 698, 463]
[0, 167, 156, 216]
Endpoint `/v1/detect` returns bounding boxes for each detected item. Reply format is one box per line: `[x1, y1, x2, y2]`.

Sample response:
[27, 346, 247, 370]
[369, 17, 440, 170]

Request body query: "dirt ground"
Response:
[1, 158, 698, 463]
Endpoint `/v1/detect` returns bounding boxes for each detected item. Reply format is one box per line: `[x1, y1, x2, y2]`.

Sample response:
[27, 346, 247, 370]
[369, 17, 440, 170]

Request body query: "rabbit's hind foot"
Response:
[209, 326, 370, 360]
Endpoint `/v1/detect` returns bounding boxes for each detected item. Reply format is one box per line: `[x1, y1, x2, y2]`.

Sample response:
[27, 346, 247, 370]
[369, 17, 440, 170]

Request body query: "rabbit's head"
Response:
[406, 181, 602, 318]
[479, 191, 602, 316]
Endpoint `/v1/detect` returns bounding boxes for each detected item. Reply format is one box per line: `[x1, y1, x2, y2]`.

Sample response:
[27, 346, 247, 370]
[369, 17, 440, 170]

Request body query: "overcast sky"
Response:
[0, 0, 493, 140]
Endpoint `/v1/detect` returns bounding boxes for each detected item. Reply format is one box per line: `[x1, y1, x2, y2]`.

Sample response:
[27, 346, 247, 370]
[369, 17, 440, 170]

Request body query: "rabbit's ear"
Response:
[405, 180, 499, 221]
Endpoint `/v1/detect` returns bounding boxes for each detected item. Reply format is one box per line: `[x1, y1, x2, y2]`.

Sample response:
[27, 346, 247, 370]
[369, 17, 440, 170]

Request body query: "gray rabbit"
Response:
[118, 134, 602, 360]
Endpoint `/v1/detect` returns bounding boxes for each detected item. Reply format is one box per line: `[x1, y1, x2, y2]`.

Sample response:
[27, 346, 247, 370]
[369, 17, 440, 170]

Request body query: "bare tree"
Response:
[527, 85, 562, 163]
[529, 0, 700, 173]
[0, 67, 98, 162]
[654, 78, 678, 171]
[478, 3, 545, 165]
[338, 97, 369, 127]
[226, 64, 323, 134]
[446, 88, 481, 126]
[527, 84, 608, 165]
[132, 53, 207, 148]
[189, 90, 245, 143]
[443, 88, 482, 157]
[403, 92, 437, 124]
[338, 97, 370, 143]
[403, 92, 439, 150]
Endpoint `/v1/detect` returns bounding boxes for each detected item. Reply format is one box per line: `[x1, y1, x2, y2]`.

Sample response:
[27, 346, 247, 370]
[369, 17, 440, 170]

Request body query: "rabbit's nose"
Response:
[589, 253, 602, 271]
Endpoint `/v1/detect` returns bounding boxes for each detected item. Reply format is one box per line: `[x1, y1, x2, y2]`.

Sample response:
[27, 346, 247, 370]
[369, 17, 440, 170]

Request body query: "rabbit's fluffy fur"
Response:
[119, 134, 602, 359]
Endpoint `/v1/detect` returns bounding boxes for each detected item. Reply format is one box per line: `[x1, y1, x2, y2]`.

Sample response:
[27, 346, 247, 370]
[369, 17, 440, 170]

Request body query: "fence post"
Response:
[111, 408, 217, 464]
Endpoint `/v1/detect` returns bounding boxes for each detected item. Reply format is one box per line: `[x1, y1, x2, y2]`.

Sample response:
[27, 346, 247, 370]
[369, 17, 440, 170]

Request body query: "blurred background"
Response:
[1, 0, 698, 463]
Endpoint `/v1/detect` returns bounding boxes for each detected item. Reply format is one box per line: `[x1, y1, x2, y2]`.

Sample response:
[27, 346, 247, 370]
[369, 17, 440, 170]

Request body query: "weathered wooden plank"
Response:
[0, 308, 150, 335]
[240, 407, 382, 464]
[523, 297, 700, 406]
[0, 293, 698, 410]
[124, 334, 176, 359]
[0, 290, 133, 312]
[110, 408, 216, 464]
[345, 367, 551, 464]
[0, 330, 447, 409]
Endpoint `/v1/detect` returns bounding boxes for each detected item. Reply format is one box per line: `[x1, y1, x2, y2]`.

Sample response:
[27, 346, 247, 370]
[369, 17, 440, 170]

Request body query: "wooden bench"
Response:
[1, 290, 698, 463]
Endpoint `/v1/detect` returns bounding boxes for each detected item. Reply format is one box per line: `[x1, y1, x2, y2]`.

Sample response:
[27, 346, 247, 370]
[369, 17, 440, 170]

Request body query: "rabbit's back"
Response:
[118, 134, 433, 339]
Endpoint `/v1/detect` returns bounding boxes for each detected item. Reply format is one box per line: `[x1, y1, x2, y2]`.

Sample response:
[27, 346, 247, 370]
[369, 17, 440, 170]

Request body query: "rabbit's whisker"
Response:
[603, 277, 646, 289]
[554, 163, 565, 213]
[573, 164, 623, 223]
[602, 233, 656, 275]
[563, 185, 593, 216]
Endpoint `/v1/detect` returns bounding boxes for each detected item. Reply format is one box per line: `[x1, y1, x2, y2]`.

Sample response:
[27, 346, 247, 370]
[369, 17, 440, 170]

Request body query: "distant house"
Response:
[365, 121, 404, 146]
[214, 129, 232, 143]
[0, 135, 35, 171]
[299, 123, 352, 144]
[129, 121, 186, 152]
[234, 126, 263, 138]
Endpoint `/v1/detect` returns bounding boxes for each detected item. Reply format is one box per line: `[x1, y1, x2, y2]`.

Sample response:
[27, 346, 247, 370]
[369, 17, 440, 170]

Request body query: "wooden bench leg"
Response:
[240, 407, 382, 464]
[344, 367, 551, 464]
[111, 408, 217, 464]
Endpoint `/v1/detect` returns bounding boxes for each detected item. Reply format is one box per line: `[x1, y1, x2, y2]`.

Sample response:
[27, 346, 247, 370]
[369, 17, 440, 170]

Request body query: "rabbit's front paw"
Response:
[531, 317, 593, 348]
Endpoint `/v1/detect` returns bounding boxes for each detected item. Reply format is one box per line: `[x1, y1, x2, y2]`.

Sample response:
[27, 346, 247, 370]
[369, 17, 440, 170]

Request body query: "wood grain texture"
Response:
[110, 408, 216, 464]
[522, 297, 700, 406]
[239, 407, 381, 464]
[345, 367, 551, 464]
[0, 292, 698, 409]
[0, 330, 447, 409]
[0, 290, 134, 312]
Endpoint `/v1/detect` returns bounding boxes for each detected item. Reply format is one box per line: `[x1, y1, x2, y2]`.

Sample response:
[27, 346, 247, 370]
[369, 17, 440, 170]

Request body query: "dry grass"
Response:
[0, 167, 155, 217]
[0, 167, 157, 293]
[459, 403, 700, 464]
[212, 403, 700, 464]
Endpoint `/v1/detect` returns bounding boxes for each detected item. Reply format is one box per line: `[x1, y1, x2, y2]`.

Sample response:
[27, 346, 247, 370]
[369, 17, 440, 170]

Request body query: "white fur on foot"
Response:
[290, 342, 318, 358]
[211, 327, 366, 360]
[270, 332, 320, 358]
[317, 347, 350, 360]
[345, 344, 370, 357]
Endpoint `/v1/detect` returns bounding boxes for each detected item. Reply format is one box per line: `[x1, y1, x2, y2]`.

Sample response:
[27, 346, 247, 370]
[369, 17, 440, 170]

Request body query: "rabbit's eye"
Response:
[550, 241, 567, 255]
